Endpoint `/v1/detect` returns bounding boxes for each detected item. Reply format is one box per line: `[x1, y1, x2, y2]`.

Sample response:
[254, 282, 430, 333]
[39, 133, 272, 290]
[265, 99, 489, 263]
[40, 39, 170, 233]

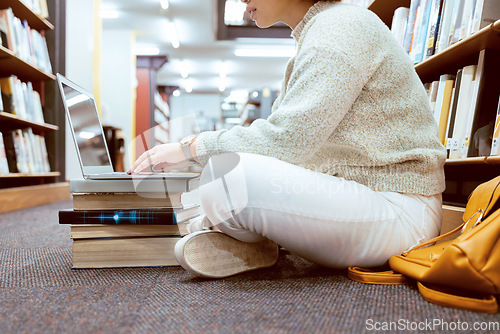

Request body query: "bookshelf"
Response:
[369, 0, 500, 206]
[0, 0, 69, 214]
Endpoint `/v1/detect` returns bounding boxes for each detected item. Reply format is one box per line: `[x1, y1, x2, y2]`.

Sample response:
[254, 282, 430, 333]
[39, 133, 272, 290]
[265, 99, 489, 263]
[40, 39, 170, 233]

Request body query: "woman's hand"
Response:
[127, 143, 190, 174]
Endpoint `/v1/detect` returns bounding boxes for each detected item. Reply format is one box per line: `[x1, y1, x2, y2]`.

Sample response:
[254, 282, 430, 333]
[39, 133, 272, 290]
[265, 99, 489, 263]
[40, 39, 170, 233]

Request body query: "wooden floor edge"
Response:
[0, 182, 71, 214]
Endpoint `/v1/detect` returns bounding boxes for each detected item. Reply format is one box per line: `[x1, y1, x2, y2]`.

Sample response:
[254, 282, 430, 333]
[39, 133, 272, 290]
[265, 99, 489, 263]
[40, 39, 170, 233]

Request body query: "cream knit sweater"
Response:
[196, 1, 446, 196]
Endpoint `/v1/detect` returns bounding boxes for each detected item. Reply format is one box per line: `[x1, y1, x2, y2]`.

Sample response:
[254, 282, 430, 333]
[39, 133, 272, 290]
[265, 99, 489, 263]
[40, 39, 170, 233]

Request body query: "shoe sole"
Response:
[174, 231, 279, 278]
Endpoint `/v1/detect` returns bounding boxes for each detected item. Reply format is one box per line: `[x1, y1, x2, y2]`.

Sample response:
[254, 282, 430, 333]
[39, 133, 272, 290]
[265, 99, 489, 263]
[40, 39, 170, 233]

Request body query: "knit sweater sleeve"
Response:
[195, 38, 370, 166]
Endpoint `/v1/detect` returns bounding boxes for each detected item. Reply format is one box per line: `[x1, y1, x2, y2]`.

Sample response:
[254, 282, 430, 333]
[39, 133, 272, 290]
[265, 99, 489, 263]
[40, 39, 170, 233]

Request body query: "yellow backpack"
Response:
[348, 176, 500, 314]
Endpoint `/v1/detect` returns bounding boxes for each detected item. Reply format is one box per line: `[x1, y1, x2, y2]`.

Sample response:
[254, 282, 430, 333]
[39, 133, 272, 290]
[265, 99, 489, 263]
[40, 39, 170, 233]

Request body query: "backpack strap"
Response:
[417, 282, 498, 314]
[347, 266, 407, 285]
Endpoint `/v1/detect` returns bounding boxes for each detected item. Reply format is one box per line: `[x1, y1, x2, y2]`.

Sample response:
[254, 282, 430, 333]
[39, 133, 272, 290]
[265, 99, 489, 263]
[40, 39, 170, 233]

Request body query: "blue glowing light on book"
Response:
[72, 209, 177, 224]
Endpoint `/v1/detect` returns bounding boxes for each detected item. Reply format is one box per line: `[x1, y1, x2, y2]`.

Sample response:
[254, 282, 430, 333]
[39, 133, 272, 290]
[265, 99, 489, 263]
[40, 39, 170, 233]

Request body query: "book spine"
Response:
[0, 132, 10, 173]
[403, 0, 421, 53]
[391, 7, 410, 46]
[59, 209, 179, 225]
[424, 0, 443, 59]
[490, 98, 500, 156]
[445, 68, 463, 153]
[413, 0, 433, 63]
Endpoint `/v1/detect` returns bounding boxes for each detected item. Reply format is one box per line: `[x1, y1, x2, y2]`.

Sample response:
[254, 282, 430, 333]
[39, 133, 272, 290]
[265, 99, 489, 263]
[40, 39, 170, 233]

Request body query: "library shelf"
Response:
[446, 156, 500, 166]
[415, 20, 500, 83]
[0, 112, 58, 133]
[0, 172, 60, 178]
[0, 46, 56, 82]
[0, 182, 70, 214]
[3, 0, 53, 31]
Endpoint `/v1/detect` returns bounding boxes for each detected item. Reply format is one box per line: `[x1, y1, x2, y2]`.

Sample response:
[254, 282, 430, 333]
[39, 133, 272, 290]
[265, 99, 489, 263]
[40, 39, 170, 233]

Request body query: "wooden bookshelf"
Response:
[0, 182, 70, 214]
[369, 0, 500, 207]
[415, 20, 500, 83]
[445, 156, 500, 165]
[0, 171, 60, 178]
[3, 0, 53, 31]
[0, 0, 67, 213]
[0, 111, 58, 133]
[0, 46, 56, 82]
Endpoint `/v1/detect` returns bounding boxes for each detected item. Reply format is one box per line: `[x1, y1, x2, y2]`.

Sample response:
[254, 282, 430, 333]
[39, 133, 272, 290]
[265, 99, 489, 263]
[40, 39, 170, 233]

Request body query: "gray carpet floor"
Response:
[0, 200, 498, 334]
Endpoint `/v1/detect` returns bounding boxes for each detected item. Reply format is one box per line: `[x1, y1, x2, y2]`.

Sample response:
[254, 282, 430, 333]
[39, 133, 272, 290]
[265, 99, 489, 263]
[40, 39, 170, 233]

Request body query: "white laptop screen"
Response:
[60, 81, 112, 168]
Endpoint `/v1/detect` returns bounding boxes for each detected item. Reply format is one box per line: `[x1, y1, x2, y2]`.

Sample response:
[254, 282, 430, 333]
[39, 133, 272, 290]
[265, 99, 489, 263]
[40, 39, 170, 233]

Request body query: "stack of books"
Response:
[60, 177, 201, 269]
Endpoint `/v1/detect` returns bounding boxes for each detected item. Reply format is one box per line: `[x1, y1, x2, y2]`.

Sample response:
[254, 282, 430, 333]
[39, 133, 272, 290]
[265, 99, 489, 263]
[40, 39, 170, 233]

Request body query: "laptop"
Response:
[56, 73, 198, 180]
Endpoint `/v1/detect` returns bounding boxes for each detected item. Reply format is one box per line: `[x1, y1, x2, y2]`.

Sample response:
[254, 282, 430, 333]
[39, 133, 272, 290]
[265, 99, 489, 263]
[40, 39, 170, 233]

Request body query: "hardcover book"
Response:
[490, 98, 500, 156]
[70, 223, 189, 239]
[59, 207, 201, 225]
[69, 177, 195, 194]
[72, 237, 182, 269]
[72, 192, 183, 210]
[0, 132, 9, 174]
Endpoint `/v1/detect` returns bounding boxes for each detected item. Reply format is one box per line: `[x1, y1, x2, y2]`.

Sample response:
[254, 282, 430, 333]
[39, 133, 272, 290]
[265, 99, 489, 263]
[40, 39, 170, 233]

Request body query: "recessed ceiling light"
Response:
[160, 0, 169, 10]
[173, 89, 181, 97]
[179, 60, 189, 78]
[167, 22, 180, 49]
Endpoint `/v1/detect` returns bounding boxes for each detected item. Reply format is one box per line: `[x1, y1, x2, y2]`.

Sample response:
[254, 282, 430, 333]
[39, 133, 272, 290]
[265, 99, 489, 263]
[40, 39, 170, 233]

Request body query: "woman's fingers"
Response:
[128, 149, 156, 173]
[132, 159, 154, 173]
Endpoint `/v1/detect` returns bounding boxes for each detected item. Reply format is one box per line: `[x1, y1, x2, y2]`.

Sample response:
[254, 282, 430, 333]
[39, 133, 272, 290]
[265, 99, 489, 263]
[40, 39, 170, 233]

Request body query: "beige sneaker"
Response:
[174, 230, 279, 278]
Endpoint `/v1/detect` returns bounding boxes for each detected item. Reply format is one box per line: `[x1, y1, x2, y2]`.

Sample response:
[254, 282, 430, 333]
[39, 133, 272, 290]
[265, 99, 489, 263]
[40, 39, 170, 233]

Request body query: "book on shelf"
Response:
[427, 80, 440, 115]
[0, 76, 16, 114]
[71, 236, 182, 269]
[444, 68, 462, 152]
[391, 7, 410, 46]
[423, 0, 443, 60]
[72, 192, 184, 210]
[0, 7, 52, 73]
[447, 64, 476, 159]
[490, 97, 500, 156]
[0, 10, 10, 50]
[59, 207, 201, 225]
[402, 0, 421, 53]
[0, 76, 45, 123]
[471, 0, 500, 34]
[450, 0, 466, 44]
[0, 128, 50, 173]
[393, 0, 499, 61]
[410, 0, 433, 63]
[436, 78, 455, 145]
[435, 0, 456, 53]
[0, 132, 9, 174]
[458, 0, 475, 41]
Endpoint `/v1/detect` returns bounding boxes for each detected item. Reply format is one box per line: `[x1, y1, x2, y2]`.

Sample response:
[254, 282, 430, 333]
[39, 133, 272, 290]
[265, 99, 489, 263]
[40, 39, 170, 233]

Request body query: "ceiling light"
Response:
[218, 78, 226, 92]
[234, 48, 296, 58]
[179, 60, 189, 78]
[134, 47, 160, 55]
[173, 89, 181, 97]
[184, 81, 192, 93]
[160, 0, 169, 10]
[219, 61, 229, 80]
[100, 10, 119, 19]
[167, 22, 180, 49]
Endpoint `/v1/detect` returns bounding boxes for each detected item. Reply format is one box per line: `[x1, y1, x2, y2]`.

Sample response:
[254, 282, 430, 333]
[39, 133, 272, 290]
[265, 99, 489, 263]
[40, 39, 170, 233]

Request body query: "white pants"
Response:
[197, 153, 442, 268]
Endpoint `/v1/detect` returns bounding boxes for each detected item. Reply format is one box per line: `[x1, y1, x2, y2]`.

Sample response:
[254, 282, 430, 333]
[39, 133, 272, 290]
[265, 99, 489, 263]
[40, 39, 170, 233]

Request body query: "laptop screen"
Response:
[60, 81, 112, 168]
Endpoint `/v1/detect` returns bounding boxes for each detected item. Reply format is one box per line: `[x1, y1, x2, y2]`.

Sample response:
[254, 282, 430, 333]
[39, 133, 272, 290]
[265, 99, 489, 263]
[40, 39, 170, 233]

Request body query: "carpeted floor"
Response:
[0, 200, 498, 334]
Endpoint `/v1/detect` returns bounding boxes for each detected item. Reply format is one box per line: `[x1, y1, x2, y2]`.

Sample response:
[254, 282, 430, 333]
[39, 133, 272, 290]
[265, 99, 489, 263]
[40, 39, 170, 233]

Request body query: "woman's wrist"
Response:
[189, 140, 198, 163]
